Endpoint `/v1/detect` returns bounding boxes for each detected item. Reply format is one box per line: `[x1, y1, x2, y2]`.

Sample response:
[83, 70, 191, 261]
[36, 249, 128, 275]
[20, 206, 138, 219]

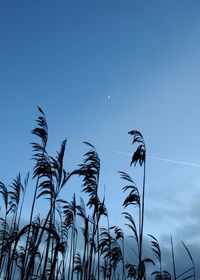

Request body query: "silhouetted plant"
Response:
[120, 131, 155, 280]
[0, 108, 197, 280]
[149, 235, 171, 280]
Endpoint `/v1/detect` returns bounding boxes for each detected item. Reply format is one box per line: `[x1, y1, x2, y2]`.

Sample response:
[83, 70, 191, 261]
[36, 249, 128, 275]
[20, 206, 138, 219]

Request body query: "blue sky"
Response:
[1, 0, 200, 274]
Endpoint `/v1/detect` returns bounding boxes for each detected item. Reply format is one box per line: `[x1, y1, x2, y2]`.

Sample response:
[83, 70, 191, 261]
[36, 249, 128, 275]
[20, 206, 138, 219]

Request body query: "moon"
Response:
[107, 95, 111, 100]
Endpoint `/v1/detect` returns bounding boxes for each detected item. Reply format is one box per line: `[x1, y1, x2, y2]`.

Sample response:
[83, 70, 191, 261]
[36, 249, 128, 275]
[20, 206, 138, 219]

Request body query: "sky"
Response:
[1, 0, 200, 276]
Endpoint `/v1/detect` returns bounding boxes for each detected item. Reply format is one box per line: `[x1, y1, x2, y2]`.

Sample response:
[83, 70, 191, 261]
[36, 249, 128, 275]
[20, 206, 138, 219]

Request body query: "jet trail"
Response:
[113, 151, 200, 168]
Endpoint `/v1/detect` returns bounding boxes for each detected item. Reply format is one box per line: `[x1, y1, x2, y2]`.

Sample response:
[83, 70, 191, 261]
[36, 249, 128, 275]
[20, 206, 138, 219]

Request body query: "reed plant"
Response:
[0, 108, 196, 280]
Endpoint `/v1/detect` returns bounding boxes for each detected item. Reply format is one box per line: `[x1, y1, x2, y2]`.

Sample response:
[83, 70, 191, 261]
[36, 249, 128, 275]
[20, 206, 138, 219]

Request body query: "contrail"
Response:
[113, 151, 200, 168]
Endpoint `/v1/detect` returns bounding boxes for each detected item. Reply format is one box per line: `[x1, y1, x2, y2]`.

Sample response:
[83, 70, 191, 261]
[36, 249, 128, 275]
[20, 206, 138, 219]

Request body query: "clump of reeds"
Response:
[0, 107, 196, 280]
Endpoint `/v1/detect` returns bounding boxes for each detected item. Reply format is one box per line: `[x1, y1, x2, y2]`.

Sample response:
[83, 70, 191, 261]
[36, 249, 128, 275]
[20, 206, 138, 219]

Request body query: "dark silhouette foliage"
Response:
[0, 108, 196, 280]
